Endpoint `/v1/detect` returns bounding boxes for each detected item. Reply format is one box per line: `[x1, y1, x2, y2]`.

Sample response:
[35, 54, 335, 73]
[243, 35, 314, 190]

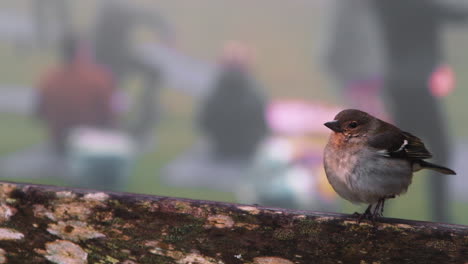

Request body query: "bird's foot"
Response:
[357, 213, 373, 224]
[355, 204, 373, 224]
[355, 200, 388, 225]
[352, 212, 361, 217]
[367, 197, 392, 224]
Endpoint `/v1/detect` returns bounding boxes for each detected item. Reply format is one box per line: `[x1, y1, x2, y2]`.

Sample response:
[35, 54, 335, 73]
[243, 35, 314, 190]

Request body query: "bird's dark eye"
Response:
[348, 121, 358, 129]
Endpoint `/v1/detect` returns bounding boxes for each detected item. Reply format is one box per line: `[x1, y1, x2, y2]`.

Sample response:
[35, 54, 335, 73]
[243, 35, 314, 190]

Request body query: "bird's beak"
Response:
[324, 120, 343, 133]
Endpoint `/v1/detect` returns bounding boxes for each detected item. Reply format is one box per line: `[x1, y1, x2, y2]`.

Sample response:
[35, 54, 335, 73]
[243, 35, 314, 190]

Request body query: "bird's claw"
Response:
[354, 202, 384, 224]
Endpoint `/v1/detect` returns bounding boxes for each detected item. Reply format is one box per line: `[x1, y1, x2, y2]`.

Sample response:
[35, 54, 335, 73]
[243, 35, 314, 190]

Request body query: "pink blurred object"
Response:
[429, 64, 456, 98]
[266, 100, 342, 135]
[220, 40, 254, 68]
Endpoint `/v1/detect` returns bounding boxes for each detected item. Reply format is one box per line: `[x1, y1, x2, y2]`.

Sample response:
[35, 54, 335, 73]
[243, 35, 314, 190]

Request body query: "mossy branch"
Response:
[0, 181, 466, 264]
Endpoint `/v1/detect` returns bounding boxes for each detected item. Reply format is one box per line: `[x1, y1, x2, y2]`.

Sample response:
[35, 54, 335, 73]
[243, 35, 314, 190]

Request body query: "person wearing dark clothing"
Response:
[199, 44, 268, 160]
[373, 0, 468, 222]
[36, 34, 116, 155]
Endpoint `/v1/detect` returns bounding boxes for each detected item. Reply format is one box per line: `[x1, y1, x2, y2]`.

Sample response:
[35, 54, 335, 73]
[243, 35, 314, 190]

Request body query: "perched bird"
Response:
[323, 109, 455, 221]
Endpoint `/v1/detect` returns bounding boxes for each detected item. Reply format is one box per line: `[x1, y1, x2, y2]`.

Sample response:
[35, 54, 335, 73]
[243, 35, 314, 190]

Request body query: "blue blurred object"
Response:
[67, 127, 135, 191]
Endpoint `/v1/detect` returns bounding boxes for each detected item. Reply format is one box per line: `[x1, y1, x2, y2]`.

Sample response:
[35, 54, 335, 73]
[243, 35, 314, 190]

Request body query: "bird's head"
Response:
[324, 109, 373, 138]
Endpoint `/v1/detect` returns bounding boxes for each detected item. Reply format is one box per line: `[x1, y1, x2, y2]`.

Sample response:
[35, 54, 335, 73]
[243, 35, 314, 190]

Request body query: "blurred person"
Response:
[161, 42, 268, 191]
[30, 0, 72, 48]
[373, 0, 468, 222]
[92, 0, 175, 144]
[36, 33, 117, 156]
[319, 0, 388, 120]
[198, 42, 268, 160]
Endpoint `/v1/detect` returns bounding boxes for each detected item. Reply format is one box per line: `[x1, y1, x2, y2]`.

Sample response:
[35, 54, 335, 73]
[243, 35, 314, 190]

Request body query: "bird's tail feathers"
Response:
[418, 160, 456, 175]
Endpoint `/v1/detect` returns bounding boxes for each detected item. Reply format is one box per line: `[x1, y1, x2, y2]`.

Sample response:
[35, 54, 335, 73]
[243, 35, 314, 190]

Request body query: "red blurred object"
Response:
[429, 64, 455, 98]
[37, 52, 116, 154]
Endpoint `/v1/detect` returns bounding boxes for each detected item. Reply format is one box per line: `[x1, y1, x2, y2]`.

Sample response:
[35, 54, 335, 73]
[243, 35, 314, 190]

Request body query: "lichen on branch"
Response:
[0, 181, 466, 264]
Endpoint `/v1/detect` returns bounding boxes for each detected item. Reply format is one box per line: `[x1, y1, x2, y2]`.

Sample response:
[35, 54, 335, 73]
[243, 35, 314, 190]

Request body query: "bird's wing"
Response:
[400, 131, 433, 159]
[368, 129, 433, 160]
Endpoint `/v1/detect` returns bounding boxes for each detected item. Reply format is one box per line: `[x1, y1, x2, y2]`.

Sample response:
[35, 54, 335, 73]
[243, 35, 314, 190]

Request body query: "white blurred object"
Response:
[68, 127, 134, 155]
[67, 127, 135, 190]
[238, 137, 338, 211]
[137, 43, 216, 98]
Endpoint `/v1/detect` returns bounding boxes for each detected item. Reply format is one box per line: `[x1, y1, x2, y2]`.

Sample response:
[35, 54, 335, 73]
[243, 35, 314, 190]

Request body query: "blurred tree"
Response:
[92, 0, 175, 145]
[373, 0, 468, 222]
[319, 0, 387, 118]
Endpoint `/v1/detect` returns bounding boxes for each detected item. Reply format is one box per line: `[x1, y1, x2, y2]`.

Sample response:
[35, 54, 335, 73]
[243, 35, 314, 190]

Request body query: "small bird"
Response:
[323, 109, 455, 221]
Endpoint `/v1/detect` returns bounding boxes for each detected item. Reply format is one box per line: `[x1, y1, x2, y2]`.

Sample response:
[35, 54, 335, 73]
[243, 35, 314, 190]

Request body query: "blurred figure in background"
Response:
[36, 33, 117, 156]
[373, 0, 468, 222]
[30, 0, 72, 48]
[319, 0, 388, 120]
[92, 0, 175, 145]
[198, 42, 268, 161]
[162, 42, 268, 191]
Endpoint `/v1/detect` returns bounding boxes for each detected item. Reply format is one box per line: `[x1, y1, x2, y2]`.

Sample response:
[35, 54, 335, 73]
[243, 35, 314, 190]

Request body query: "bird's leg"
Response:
[372, 198, 384, 219]
[356, 204, 373, 223]
[380, 199, 386, 215]
[379, 195, 395, 216]
[368, 195, 396, 223]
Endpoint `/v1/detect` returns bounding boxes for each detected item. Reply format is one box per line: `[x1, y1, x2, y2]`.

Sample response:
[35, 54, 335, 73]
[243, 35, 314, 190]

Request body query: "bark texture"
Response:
[0, 181, 466, 264]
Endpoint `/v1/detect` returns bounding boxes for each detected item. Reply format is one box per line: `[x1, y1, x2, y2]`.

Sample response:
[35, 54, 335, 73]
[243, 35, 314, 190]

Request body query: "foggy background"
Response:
[0, 0, 467, 225]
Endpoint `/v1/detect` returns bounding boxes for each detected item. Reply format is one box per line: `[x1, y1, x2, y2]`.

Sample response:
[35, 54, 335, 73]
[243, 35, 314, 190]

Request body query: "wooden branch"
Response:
[0, 181, 466, 264]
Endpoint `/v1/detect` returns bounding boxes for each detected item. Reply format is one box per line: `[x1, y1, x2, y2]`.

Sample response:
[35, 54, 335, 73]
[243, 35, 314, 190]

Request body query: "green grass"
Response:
[128, 147, 237, 202]
[126, 101, 236, 202]
[0, 113, 46, 156]
[0, 44, 55, 87]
